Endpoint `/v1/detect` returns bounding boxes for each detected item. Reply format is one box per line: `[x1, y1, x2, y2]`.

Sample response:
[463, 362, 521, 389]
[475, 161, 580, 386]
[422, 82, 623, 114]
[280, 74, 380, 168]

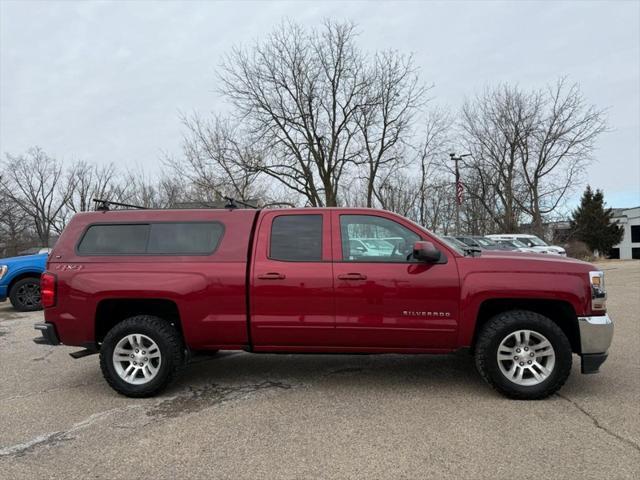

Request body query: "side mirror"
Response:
[413, 241, 441, 263]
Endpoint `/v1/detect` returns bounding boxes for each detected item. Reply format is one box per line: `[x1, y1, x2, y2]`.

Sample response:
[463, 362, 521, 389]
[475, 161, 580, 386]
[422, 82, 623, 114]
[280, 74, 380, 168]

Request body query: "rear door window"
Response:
[270, 215, 323, 261]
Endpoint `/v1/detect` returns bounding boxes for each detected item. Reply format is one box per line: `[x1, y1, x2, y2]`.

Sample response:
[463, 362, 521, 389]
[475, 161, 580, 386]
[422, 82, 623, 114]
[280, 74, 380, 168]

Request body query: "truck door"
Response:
[331, 211, 460, 350]
[250, 211, 334, 348]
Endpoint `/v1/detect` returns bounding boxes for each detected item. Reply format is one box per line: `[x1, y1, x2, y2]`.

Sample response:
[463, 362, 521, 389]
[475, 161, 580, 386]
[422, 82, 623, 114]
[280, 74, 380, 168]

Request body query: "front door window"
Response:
[340, 214, 420, 262]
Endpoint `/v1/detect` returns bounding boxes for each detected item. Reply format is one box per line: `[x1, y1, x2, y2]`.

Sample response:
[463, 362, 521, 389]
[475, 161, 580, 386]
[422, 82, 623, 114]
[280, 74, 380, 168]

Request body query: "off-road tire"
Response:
[475, 310, 572, 400]
[100, 315, 184, 398]
[9, 277, 42, 312]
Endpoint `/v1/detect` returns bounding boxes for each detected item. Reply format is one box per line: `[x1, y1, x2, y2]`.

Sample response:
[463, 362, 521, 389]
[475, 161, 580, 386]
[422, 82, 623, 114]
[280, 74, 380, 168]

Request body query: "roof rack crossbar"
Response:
[92, 199, 147, 211]
[223, 196, 257, 209]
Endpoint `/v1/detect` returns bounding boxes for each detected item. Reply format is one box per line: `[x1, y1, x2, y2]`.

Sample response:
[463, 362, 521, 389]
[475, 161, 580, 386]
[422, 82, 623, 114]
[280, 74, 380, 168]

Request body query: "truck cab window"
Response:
[270, 215, 323, 261]
[340, 215, 420, 262]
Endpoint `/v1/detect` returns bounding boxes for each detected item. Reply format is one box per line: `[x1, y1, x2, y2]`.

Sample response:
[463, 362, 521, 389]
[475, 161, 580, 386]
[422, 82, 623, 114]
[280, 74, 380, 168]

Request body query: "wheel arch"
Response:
[7, 271, 42, 294]
[94, 298, 183, 345]
[471, 298, 580, 354]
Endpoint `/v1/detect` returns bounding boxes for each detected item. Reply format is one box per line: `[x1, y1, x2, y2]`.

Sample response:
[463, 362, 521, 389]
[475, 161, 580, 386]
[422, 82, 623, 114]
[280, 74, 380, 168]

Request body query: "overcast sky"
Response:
[1, 0, 639, 209]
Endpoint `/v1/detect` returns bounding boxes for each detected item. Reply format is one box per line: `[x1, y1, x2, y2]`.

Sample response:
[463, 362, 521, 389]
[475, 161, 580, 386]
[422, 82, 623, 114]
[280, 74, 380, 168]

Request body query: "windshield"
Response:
[442, 236, 468, 252]
[510, 239, 528, 248]
[474, 237, 497, 247]
[525, 236, 548, 247]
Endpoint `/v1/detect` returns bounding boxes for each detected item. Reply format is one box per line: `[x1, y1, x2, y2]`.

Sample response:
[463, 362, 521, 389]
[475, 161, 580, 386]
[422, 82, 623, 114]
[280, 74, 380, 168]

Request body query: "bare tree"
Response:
[117, 170, 185, 209]
[459, 85, 538, 232]
[168, 114, 267, 204]
[220, 20, 403, 206]
[413, 108, 452, 227]
[517, 79, 607, 235]
[356, 50, 426, 207]
[0, 147, 74, 245]
[459, 80, 606, 236]
[66, 161, 118, 213]
[375, 172, 422, 217]
[0, 188, 31, 256]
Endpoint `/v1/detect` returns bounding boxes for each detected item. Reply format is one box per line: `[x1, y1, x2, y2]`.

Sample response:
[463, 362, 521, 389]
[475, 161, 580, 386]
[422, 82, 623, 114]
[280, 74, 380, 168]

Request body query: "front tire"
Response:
[9, 277, 42, 312]
[475, 310, 572, 400]
[99, 315, 184, 397]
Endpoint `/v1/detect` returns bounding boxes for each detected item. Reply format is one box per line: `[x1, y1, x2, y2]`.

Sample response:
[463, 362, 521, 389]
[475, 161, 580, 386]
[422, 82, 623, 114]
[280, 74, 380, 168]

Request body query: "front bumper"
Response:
[578, 314, 613, 374]
[33, 323, 60, 346]
[0, 284, 7, 302]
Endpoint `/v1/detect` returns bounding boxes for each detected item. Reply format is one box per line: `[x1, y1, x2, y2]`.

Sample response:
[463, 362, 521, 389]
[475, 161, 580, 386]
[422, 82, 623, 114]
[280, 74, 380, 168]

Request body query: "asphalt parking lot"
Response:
[0, 261, 638, 479]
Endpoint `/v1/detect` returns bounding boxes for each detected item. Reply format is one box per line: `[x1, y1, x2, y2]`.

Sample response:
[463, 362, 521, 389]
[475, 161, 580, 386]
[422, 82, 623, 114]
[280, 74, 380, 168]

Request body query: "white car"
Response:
[486, 234, 566, 256]
[494, 239, 539, 253]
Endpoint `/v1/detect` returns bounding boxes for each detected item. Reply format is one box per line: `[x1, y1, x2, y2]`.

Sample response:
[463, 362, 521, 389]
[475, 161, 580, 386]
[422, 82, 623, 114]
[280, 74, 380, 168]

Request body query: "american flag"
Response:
[455, 163, 464, 205]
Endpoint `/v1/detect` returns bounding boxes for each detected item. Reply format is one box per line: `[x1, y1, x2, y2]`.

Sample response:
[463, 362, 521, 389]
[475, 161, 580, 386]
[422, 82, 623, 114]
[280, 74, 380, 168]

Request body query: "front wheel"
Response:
[99, 315, 184, 397]
[9, 277, 42, 312]
[475, 310, 572, 400]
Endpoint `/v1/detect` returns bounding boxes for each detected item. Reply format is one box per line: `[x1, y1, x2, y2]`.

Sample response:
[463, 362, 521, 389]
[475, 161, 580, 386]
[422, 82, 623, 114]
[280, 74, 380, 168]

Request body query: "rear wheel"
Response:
[9, 277, 42, 312]
[475, 310, 572, 400]
[99, 315, 184, 397]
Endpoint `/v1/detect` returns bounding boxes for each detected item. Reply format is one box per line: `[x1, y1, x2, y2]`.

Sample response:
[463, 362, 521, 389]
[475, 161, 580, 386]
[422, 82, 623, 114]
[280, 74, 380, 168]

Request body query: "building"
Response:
[609, 207, 640, 260]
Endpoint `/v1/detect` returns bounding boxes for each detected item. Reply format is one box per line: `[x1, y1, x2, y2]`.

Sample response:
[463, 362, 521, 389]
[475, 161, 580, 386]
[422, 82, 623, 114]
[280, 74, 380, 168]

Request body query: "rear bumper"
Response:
[578, 314, 613, 373]
[33, 323, 60, 346]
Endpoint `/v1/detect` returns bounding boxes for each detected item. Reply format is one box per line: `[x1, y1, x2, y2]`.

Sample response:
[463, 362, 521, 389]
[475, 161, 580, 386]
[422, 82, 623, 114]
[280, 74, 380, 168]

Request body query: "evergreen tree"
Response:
[570, 186, 623, 255]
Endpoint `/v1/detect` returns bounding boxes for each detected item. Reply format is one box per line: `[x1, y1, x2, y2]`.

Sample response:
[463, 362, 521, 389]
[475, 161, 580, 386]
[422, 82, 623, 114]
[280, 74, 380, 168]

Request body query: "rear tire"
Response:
[99, 315, 184, 398]
[475, 310, 572, 400]
[9, 277, 42, 312]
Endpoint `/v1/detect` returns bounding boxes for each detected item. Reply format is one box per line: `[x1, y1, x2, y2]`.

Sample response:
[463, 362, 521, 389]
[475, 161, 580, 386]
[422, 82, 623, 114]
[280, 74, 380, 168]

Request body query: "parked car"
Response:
[35, 207, 612, 400]
[455, 235, 509, 251]
[17, 247, 52, 256]
[494, 239, 539, 253]
[442, 236, 472, 251]
[486, 234, 566, 256]
[0, 253, 48, 311]
[348, 238, 395, 258]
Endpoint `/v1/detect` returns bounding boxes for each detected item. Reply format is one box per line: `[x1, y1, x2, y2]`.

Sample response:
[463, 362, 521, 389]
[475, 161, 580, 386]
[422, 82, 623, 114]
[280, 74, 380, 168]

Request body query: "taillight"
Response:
[589, 271, 606, 312]
[41, 272, 56, 308]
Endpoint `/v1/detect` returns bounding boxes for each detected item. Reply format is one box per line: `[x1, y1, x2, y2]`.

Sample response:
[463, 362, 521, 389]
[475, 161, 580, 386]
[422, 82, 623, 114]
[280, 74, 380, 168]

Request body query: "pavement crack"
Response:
[0, 407, 136, 460]
[31, 349, 54, 362]
[557, 393, 640, 453]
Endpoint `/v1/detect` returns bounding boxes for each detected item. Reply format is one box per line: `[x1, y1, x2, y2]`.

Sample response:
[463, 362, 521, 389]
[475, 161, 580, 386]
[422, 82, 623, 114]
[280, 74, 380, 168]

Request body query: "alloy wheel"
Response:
[112, 334, 162, 385]
[497, 329, 556, 386]
[16, 283, 41, 308]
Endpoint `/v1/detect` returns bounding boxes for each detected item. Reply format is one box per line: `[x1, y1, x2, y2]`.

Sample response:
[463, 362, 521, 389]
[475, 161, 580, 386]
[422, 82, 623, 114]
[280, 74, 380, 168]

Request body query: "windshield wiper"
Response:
[463, 247, 482, 257]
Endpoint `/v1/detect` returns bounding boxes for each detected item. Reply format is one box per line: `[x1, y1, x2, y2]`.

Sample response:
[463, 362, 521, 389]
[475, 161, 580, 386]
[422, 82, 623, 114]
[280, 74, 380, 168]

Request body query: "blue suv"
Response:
[0, 253, 48, 311]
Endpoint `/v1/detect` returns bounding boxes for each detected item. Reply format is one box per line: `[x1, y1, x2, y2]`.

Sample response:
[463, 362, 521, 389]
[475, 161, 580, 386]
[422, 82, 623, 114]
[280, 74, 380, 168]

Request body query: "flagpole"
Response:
[450, 153, 471, 234]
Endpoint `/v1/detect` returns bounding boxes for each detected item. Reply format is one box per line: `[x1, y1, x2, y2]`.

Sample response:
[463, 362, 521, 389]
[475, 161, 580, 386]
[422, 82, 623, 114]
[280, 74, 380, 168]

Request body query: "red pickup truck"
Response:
[34, 207, 613, 399]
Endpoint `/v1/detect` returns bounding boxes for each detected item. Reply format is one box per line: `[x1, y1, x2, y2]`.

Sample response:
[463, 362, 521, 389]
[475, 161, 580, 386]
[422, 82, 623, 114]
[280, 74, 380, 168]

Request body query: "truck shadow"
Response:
[173, 350, 488, 396]
[134, 351, 492, 419]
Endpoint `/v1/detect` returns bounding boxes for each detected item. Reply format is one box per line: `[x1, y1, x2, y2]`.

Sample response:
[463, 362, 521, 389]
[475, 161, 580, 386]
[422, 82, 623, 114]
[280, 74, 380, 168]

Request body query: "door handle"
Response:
[257, 272, 286, 280]
[337, 273, 367, 280]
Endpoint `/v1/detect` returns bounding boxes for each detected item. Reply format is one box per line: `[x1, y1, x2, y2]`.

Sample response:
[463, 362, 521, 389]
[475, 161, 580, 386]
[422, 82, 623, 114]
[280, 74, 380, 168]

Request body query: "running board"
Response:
[69, 348, 98, 359]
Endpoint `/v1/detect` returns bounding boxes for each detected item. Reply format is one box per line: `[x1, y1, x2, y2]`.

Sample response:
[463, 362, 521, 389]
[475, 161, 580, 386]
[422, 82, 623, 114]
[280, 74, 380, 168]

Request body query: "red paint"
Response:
[43, 207, 602, 353]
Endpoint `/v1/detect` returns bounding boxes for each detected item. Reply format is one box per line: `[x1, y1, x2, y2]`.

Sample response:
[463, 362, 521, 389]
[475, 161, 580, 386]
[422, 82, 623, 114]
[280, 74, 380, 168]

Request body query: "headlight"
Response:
[0, 265, 7, 281]
[589, 271, 606, 311]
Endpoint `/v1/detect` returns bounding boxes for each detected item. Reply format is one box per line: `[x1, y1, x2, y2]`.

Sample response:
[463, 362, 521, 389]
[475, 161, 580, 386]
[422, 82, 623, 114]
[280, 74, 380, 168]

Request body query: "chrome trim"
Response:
[578, 314, 613, 354]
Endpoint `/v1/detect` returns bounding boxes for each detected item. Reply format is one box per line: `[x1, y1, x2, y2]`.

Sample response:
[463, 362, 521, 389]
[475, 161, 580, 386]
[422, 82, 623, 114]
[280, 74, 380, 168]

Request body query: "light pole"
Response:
[449, 152, 471, 234]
